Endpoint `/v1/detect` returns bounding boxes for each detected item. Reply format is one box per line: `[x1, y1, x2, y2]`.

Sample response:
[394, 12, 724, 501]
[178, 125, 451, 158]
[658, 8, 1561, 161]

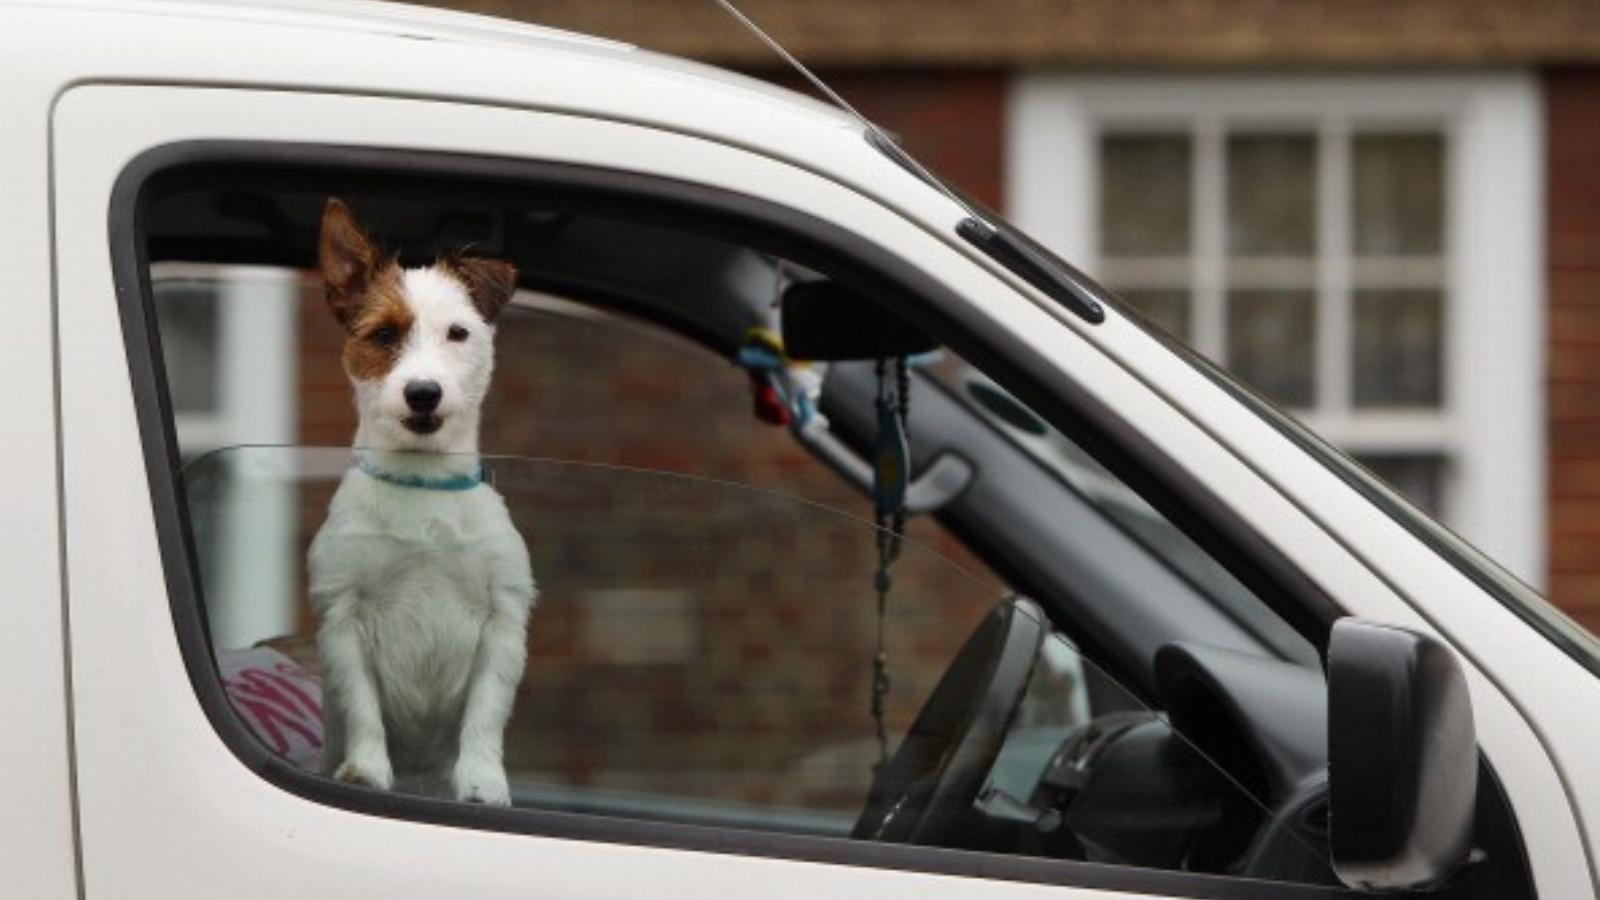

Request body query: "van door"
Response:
[51, 82, 1578, 899]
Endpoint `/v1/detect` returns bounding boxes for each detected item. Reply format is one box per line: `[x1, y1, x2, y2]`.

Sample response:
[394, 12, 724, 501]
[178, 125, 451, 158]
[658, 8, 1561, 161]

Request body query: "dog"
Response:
[307, 198, 536, 805]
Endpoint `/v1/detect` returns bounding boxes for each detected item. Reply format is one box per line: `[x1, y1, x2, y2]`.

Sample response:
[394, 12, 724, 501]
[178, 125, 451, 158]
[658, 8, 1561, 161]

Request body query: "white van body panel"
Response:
[0, 0, 1594, 895]
[0, 6, 84, 900]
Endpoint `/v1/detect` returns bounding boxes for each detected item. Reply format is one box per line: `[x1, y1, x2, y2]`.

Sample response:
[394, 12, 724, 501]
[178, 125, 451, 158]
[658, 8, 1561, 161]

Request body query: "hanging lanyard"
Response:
[870, 356, 910, 770]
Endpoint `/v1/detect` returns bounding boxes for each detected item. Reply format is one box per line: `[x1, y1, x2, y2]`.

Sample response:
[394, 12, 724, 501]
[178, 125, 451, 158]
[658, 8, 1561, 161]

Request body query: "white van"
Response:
[3, 2, 1597, 899]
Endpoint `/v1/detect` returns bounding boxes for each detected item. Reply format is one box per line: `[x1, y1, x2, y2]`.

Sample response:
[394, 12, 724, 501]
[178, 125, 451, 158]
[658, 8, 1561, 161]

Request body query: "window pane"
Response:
[1101, 134, 1191, 256]
[1227, 290, 1315, 407]
[185, 446, 1291, 874]
[1227, 134, 1315, 257]
[1353, 454, 1445, 517]
[1353, 289, 1443, 407]
[1353, 133, 1443, 256]
[188, 449, 1013, 821]
[1117, 288, 1191, 341]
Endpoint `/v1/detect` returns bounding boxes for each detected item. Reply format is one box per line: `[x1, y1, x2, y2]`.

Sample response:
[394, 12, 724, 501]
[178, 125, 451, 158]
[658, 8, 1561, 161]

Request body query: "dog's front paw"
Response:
[453, 755, 511, 806]
[333, 746, 393, 791]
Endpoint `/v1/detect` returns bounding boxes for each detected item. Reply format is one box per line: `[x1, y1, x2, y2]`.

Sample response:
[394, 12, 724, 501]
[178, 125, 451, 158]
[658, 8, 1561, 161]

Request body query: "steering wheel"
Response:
[851, 596, 1047, 845]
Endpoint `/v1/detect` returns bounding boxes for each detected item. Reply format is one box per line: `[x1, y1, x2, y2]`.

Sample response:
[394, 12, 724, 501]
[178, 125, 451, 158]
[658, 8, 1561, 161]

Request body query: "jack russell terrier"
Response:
[308, 198, 536, 805]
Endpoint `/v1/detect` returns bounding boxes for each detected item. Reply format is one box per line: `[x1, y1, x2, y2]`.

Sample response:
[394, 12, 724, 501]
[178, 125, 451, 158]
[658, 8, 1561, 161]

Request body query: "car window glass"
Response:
[183, 445, 1314, 875]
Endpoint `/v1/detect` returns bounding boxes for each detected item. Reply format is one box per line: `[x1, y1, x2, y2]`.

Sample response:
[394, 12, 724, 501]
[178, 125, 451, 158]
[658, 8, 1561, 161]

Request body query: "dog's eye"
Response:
[371, 326, 398, 347]
[448, 324, 470, 342]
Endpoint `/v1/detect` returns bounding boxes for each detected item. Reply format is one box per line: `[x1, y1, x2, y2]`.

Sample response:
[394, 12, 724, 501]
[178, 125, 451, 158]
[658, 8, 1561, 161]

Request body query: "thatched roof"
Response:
[424, 0, 1600, 67]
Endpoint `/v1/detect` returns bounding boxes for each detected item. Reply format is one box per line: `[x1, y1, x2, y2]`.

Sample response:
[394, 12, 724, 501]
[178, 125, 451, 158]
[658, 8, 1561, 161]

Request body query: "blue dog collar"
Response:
[357, 457, 486, 492]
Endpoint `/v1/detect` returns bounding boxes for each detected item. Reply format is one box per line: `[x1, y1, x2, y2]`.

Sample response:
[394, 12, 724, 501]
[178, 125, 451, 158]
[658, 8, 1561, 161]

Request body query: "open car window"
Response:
[138, 176, 1359, 892]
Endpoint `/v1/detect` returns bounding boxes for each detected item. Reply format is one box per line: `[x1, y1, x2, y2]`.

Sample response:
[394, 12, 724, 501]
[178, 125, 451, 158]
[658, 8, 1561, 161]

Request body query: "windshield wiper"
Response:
[954, 218, 1107, 325]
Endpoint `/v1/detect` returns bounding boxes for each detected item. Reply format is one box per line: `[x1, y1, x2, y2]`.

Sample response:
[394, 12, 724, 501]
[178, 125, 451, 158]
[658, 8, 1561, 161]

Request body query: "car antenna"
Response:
[706, 0, 991, 230]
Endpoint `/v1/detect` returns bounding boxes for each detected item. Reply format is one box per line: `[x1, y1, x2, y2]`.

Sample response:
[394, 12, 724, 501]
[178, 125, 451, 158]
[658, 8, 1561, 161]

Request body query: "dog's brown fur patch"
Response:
[438, 252, 518, 323]
[341, 266, 415, 382]
[319, 198, 416, 382]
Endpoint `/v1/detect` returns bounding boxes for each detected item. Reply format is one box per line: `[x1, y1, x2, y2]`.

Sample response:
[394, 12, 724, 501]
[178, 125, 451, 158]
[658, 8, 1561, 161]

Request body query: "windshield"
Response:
[1165, 333, 1600, 679]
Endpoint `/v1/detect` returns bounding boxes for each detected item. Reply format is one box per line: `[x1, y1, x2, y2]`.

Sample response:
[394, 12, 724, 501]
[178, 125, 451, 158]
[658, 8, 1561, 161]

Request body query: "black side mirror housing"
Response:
[1328, 618, 1477, 892]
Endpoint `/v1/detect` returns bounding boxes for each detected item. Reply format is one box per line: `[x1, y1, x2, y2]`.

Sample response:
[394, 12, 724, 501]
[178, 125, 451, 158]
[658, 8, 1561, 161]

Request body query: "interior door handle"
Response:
[794, 418, 975, 515]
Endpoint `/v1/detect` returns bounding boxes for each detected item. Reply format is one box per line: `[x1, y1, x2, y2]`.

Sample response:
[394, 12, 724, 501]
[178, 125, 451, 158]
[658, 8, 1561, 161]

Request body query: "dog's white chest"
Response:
[309, 471, 533, 770]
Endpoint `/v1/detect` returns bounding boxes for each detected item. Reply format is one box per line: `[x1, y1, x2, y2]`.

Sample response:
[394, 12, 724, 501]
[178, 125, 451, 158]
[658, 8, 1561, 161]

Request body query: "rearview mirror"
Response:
[1327, 618, 1477, 892]
[781, 280, 938, 361]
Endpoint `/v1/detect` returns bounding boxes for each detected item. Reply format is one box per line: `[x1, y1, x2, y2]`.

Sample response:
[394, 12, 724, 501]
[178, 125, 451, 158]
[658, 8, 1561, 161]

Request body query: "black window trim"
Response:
[111, 139, 1379, 900]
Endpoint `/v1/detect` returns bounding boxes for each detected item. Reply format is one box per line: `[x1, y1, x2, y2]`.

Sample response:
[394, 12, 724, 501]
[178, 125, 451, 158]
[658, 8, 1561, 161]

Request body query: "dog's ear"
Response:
[441, 253, 518, 323]
[319, 198, 379, 327]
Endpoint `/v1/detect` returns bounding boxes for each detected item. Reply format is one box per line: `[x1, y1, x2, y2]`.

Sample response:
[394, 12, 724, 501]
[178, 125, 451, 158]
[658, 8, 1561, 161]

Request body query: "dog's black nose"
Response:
[404, 380, 443, 413]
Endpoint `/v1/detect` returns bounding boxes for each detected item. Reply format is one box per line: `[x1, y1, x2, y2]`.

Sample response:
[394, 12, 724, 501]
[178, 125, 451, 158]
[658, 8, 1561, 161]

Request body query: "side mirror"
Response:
[1328, 618, 1477, 892]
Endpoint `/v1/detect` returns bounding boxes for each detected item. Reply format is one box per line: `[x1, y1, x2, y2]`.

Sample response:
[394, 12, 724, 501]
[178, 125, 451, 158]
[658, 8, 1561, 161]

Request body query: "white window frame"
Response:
[1007, 72, 1545, 588]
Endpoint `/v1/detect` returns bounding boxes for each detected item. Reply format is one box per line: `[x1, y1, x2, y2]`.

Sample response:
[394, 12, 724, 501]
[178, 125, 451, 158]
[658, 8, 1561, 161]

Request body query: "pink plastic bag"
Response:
[217, 644, 325, 772]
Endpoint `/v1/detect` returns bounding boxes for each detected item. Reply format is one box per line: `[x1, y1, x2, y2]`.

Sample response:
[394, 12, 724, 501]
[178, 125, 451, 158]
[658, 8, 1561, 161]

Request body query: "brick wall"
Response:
[1547, 69, 1600, 634]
